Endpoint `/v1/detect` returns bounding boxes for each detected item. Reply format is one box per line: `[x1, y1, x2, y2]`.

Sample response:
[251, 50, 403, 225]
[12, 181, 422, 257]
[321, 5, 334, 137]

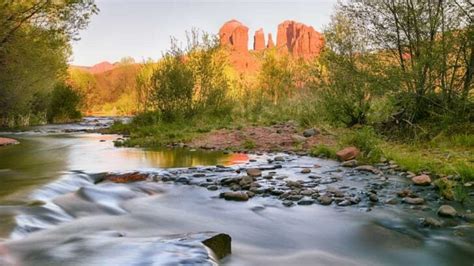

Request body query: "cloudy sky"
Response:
[71, 0, 336, 66]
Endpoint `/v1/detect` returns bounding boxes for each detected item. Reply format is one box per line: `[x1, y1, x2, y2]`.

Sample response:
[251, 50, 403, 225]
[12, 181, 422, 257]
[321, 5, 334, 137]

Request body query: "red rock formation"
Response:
[276, 20, 324, 59]
[253, 28, 265, 51]
[267, 33, 275, 48]
[90, 61, 115, 74]
[219, 20, 249, 53]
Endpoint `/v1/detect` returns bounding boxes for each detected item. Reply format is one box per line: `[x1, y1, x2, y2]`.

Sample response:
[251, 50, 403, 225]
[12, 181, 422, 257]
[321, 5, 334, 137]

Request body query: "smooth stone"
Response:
[220, 192, 249, 201]
[282, 200, 294, 207]
[385, 198, 399, 205]
[298, 199, 315, 205]
[412, 175, 432, 186]
[341, 160, 358, 167]
[207, 185, 219, 191]
[402, 197, 425, 205]
[274, 156, 285, 161]
[246, 168, 262, 177]
[337, 199, 352, 206]
[301, 168, 311, 174]
[437, 205, 457, 218]
[355, 165, 381, 174]
[318, 195, 333, 205]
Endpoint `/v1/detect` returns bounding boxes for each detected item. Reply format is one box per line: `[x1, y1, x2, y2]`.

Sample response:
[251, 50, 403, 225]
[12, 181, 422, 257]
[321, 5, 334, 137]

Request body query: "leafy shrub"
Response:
[310, 144, 337, 159]
[47, 83, 82, 123]
[342, 127, 383, 163]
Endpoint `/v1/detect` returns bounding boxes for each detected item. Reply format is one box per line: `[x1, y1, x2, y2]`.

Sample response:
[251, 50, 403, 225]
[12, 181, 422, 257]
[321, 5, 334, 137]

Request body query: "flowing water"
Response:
[0, 118, 472, 265]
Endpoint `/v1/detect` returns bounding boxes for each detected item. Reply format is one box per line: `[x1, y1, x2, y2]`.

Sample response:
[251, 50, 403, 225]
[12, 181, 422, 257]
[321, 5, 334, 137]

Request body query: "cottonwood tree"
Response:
[337, 0, 473, 123]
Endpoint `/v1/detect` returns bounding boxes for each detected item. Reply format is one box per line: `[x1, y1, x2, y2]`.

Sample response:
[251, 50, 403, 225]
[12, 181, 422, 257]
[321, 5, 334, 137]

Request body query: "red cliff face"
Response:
[253, 29, 265, 51]
[276, 20, 324, 59]
[219, 20, 249, 53]
[218, 19, 324, 72]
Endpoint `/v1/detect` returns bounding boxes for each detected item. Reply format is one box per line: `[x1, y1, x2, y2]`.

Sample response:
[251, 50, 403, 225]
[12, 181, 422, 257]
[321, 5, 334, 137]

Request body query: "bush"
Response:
[310, 144, 337, 159]
[150, 30, 232, 122]
[47, 83, 82, 123]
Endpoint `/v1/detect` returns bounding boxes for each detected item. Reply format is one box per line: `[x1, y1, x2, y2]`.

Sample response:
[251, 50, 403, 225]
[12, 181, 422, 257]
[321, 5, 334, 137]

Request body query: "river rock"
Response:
[201, 233, 232, 260]
[282, 200, 294, 207]
[437, 205, 457, 218]
[318, 195, 333, 205]
[411, 175, 431, 186]
[0, 137, 19, 146]
[421, 217, 443, 228]
[292, 134, 306, 143]
[402, 197, 425, 205]
[246, 168, 262, 177]
[220, 192, 249, 201]
[336, 147, 360, 161]
[341, 160, 358, 167]
[355, 165, 381, 175]
[301, 168, 311, 174]
[298, 199, 315, 205]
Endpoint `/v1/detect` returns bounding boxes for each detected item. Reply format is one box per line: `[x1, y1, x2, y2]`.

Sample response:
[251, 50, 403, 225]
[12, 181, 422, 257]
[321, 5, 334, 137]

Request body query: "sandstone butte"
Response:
[219, 19, 325, 72]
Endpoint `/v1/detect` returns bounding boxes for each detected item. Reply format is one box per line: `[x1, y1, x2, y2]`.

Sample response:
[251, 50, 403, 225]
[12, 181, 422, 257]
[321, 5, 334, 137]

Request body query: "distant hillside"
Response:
[70, 61, 116, 74]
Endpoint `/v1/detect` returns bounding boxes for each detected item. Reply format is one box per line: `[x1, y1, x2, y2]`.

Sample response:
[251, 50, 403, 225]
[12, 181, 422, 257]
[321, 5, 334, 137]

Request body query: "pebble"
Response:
[298, 199, 315, 205]
[318, 195, 333, 205]
[247, 168, 262, 177]
[301, 168, 311, 174]
[220, 192, 249, 201]
[412, 175, 432, 186]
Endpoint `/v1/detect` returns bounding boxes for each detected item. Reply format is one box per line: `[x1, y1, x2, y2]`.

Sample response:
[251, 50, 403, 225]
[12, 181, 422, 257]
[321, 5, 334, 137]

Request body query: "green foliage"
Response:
[310, 144, 337, 159]
[342, 127, 383, 163]
[0, 1, 98, 127]
[259, 50, 295, 105]
[47, 84, 82, 123]
[149, 30, 231, 122]
[243, 139, 256, 149]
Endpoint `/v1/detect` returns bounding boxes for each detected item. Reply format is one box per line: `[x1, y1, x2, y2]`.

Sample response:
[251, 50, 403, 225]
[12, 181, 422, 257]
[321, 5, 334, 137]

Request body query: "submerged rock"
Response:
[0, 137, 19, 146]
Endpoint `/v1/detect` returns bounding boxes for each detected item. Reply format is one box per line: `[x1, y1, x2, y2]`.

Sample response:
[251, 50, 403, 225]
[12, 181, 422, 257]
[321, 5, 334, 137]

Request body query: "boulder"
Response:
[336, 147, 360, 161]
[201, 233, 232, 260]
[303, 128, 319, 137]
[437, 205, 457, 218]
[411, 175, 431, 186]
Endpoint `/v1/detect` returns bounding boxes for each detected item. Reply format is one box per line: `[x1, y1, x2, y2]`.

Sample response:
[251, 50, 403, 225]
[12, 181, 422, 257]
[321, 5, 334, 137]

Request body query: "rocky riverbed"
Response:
[102, 153, 474, 228]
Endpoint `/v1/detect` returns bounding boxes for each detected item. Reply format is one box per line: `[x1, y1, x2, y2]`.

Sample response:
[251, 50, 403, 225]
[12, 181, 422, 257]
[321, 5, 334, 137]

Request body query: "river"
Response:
[0, 117, 472, 265]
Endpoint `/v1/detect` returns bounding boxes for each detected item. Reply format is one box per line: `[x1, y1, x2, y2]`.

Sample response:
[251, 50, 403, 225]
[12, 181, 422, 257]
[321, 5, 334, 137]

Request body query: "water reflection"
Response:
[0, 133, 247, 201]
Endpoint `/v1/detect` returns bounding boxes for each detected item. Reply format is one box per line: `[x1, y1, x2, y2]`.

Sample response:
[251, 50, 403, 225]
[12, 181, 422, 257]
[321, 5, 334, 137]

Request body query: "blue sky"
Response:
[71, 0, 336, 66]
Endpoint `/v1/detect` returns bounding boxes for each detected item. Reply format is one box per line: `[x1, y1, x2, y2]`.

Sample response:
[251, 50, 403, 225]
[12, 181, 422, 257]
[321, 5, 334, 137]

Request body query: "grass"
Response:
[310, 144, 337, 159]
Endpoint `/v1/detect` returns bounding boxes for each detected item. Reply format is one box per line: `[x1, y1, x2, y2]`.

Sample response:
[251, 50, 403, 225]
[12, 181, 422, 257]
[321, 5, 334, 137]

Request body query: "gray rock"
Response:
[282, 200, 294, 207]
[368, 193, 379, 202]
[207, 185, 219, 191]
[274, 156, 285, 162]
[318, 195, 333, 205]
[384, 198, 399, 205]
[437, 205, 457, 218]
[292, 134, 307, 143]
[303, 128, 319, 138]
[287, 195, 304, 201]
[298, 199, 315, 205]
